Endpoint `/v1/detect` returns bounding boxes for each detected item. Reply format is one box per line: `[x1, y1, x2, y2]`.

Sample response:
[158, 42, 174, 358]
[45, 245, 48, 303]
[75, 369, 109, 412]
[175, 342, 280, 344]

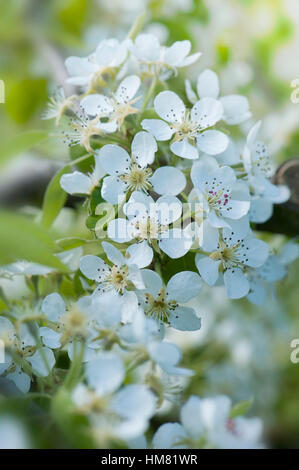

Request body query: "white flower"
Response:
[42, 88, 77, 125]
[185, 69, 251, 125]
[131, 34, 201, 79]
[80, 75, 141, 131]
[60, 153, 105, 196]
[120, 307, 193, 375]
[65, 111, 116, 153]
[107, 191, 193, 259]
[40, 293, 97, 361]
[80, 241, 149, 323]
[142, 91, 228, 159]
[190, 156, 250, 229]
[137, 269, 202, 331]
[0, 318, 55, 393]
[242, 121, 290, 223]
[195, 229, 269, 299]
[97, 131, 186, 204]
[72, 352, 156, 440]
[65, 38, 131, 90]
[153, 395, 263, 449]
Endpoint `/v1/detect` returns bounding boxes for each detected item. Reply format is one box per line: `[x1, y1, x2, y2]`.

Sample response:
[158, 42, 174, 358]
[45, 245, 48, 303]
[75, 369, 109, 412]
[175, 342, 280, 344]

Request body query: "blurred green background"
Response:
[0, 0, 299, 448]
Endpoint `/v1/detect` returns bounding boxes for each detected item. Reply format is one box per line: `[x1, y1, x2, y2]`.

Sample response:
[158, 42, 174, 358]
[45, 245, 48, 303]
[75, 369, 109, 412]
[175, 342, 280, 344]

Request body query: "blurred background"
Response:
[0, 0, 299, 448]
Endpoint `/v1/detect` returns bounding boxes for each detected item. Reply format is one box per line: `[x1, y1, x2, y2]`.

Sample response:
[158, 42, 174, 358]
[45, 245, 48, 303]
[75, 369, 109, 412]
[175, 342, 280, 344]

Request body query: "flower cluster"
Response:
[1, 23, 297, 449]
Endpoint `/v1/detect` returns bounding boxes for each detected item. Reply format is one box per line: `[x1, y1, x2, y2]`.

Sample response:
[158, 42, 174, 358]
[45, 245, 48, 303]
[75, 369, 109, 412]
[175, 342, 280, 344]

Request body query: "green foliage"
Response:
[229, 398, 253, 419]
[0, 130, 48, 169]
[6, 78, 48, 124]
[42, 165, 71, 229]
[0, 210, 67, 270]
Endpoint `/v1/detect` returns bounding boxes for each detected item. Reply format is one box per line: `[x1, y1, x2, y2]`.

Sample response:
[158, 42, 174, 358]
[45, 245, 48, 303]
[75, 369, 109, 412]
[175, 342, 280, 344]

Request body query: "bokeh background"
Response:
[0, 0, 299, 448]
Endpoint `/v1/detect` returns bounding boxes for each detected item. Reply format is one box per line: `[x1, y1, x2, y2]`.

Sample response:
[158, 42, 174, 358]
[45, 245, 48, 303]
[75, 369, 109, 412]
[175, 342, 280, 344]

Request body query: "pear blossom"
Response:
[142, 91, 228, 159]
[39, 293, 98, 361]
[185, 69, 251, 125]
[131, 34, 201, 79]
[196, 229, 269, 299]
[65, 38, 131, 90]
[80, 75, 141, 131]
[71, 352, 156, 440]
[42, 88, 77, 125]
[97, 131, 186, 204]
[190, 156, 250, 229]
[137, 269, 202, 331]
[119, 307, 194, 375]
[60, 152, 105, 196]
[0, 318, 55, 393]
[107, 191, 193, 259]
[153, 395, 264, 449]
[80, 241, 150, 323]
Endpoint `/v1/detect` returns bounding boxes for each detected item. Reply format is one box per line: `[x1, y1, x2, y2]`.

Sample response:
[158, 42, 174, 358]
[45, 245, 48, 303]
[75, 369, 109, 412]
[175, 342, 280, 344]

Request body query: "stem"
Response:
[127, 12, 147, 40]
[64, 339, 85, 391]
[138, 76, 158, 122]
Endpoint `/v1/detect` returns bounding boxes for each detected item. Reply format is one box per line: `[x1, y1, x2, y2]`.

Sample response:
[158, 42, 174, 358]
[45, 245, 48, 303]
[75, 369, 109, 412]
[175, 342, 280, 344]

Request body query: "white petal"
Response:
[224, 200, 250, 220]
[169, 306, 201, 331]
[28, 347, 55, 377]
[167, 271, 202, 303]
[197, 130, 229, 155]
[101, 175, 126, 204]
[39, 327, 62, 349]
[151, 166, 186, 196]
[148, 341, 181, 366]
[131, 131, 157, 167]
[154, 91, 185, 123]
[220, 95, 251, 125]
[42, 293, 65, 322]
[115, 75, 140, 103]
[65, 56, 96, 77]
[191, 97, 223, 127]
[111, 384, 156, 422]
[257, 255, 286, 282]
[98, 144, 130, 175]
[60, 172, 92, 195]
[140, 269, 163, 297]
[80, 255, 107, 280]
[224, 268, 250, 299]
[102, 242, 125, 266]
[185, 79, 197, 104]
[85, 352, 125, 395]
[170, 139, 198, 160]
[126, 241, 153, 268]
[179, 52, 202, 67]
[159, 229, 193, 258]
[201, 220, 219, 252]
[196, 69, 220, 99]
[107, 218, 132, 243]
[181, 396, 204, 438]
[247, 278, 266, 306]
[199, 395, 231, 430]
[8, 369, 31, 394]
[93, 153, 106, 180]
[132, 34, 161, 62]
[164, 40, 191, 66]
[80, 94, 113, 116]
[141, 119, 173, 141]
[249, 198, 273, 223]
[244, 238, 269, 268]
[156, 195, 182, 225]
[153, 423, 187, 449]
[121, 291, 139, 323]
[195, 254, 220, 286]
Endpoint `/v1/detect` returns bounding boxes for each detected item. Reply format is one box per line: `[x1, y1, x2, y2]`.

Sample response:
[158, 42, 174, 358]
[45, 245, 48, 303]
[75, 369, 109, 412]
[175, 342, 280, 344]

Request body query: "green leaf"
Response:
[6, 78, 47, 123]
[229, 398, 253, 419]
[42, 165, 71, 229]
[0, 210, 68, 271]
[0, 130, 48, 168]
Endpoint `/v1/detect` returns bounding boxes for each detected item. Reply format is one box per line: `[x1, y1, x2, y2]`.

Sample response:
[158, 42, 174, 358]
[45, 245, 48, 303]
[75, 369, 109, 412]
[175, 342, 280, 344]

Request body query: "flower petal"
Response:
[98, 144, 130, 175]
[141, 119, 173, 141]
[85, 351, 125, 395]
[224, 268, 250, 299]
[150, 166, 186, 195]
[101, 175, 126, 204]
[196, 69, 220, 99]
[80, 255, 108, 280]
[153, 423, 187, 449]
[80, 94, 113, 116]
[197, 130, 229, 155]
[154, 91, 185, 123]
[159, 229, 193, 258]
[169, 306, 201, 331]
[42, 293, 66, 322]
[131, 131, 157, 167]
[60, 172, 92, 195]
[167, 271, 202, 303]
[28, 347, 55, 377]
[115, 75, 140, 103]
[195, 254, 220, 286]
[107, 218, 132, 243]
[170, 139, 198, 160]
[164, 40, 191, 66]
[102, 241, 125, 266]
[126, 241, 153, 268]
[191, 97, 223, 127]
[220, 95, 251, 125]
